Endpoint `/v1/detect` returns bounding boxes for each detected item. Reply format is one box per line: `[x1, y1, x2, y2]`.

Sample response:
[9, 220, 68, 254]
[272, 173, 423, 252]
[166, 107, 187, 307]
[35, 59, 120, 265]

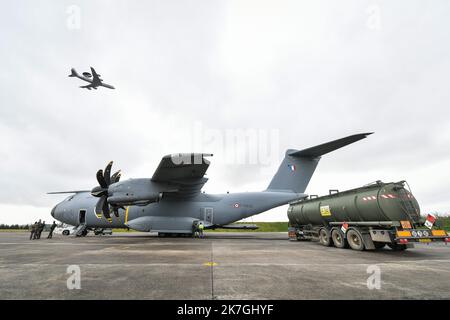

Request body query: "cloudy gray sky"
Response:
[1, 0, 450, 224]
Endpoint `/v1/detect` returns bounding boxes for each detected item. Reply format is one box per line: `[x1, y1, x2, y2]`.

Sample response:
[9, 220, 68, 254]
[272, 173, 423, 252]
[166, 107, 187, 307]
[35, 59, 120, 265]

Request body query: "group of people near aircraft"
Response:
[192, 221, 205, 238]
[29, 220, 57, 240]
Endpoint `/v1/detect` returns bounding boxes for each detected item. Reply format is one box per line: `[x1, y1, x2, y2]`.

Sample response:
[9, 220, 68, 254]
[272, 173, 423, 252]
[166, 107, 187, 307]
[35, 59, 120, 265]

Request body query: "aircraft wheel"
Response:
[331, 229, 348, 249]
[347, 229, 365, 251]
[318, 228, 332, 247]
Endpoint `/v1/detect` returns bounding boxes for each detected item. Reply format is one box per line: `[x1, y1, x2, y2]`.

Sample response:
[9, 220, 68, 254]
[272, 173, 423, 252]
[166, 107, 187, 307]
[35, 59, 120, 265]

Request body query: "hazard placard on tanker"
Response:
[320, 206, 332, 217]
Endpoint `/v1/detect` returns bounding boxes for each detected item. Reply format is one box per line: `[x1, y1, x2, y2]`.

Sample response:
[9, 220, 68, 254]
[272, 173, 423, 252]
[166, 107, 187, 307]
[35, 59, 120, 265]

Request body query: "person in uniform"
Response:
[192, 221, 199, 238]
[47, 221, 57, 239]
[33, 220, 42, 239]
[37, 220, 45, 239]
[29, 221, 37, 240]
[198, 222, 204, 239]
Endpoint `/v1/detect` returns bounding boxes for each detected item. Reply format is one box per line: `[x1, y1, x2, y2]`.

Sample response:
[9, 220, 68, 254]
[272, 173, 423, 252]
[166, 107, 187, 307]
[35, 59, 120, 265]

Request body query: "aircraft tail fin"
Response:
[266, 133, 372, 193]
[68, 68, 78, 77]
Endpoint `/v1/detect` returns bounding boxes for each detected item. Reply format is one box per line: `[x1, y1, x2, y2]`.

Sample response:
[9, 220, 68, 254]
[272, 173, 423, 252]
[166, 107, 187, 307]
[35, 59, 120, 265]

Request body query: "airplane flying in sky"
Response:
[49, 133, 371, 236]
[68, 67, 115, 90]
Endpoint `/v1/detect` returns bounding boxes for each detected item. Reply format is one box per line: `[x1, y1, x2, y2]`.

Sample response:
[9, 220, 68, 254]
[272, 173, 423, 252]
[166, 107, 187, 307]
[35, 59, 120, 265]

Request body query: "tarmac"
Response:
[0, 231, 449, 299]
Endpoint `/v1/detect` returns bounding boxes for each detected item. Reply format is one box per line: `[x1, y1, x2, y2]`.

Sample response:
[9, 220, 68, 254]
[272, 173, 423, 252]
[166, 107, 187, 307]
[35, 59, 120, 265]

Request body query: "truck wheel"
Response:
[387, 243, 407, 251]
[347, 229, 365, 251]
[331, 229, 348, 248]
[319, 228, 332, 247]
[62, 230, 69, 236]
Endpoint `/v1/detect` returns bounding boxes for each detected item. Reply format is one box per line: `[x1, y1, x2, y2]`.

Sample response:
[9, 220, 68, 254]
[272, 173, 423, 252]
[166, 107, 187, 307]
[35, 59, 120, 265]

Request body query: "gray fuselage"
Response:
[50, 133, 372, 233]
[52, 189, 303, 233]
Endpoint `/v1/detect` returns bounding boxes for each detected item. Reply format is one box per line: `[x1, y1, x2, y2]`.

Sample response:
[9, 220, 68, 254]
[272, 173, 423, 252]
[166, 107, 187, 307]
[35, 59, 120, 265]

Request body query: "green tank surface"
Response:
[288, 180, 420, 227]
[287, 181, 449, 251]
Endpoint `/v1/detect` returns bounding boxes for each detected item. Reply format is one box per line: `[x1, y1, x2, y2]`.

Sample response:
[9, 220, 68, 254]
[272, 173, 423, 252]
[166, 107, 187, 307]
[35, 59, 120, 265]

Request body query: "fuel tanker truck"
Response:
[287, 180, 449, 251]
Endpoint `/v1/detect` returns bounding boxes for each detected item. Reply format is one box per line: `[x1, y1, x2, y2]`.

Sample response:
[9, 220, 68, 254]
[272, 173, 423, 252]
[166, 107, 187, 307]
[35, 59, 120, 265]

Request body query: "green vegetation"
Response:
[437, 216, 450, 232]
[1, 217, 449, 233]
[0, 224, 29, 230]
[111, 222, 289, 233]
[112, 228, 135, 232]
[0, 224, 29, 232]
[207, 222, 289, 232]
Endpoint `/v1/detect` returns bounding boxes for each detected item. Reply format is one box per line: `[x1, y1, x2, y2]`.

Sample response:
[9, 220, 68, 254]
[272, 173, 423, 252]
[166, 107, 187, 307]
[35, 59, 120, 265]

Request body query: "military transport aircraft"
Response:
[68, 67, 115, 90]
[49, 133, 371, 236]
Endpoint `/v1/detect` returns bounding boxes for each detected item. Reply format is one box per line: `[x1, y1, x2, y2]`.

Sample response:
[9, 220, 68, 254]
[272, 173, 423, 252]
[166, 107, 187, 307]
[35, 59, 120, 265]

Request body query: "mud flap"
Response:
[362, 233, 376, 250]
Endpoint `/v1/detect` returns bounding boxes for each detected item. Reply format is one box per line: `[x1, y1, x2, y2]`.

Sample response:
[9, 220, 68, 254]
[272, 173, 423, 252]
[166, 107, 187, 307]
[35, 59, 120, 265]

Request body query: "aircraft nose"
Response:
[51, 205, 57, 218]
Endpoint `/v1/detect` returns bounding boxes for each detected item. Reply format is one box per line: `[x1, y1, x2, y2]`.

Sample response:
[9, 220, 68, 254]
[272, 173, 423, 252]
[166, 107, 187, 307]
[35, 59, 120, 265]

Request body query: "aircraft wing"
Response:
[90, 67, 102, 83]
[151, 153, 213, 199]
[80, 84, 95, 90]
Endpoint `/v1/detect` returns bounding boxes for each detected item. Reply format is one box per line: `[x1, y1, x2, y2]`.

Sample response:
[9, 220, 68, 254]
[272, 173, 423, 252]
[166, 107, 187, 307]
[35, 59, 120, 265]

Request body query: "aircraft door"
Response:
[203, 207, 213, 225]
[79, 209, 86, 225]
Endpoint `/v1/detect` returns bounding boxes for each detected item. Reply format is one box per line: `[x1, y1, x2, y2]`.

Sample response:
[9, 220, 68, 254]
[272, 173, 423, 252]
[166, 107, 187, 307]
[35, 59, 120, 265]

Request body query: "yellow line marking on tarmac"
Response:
[203, 262, 218, 267]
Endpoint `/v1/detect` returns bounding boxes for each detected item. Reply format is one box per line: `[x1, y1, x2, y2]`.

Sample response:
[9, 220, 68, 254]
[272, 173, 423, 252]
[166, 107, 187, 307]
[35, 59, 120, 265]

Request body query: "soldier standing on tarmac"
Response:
[29, 222, 37, 240]
[37, 220, 45, 239]
[47, 221, 57, 239]
[33, 220, 42, 239]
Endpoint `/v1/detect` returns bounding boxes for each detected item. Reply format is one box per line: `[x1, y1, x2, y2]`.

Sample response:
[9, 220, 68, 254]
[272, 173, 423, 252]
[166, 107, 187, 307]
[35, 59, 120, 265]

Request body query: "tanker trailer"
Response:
[287, 181, 449, 251]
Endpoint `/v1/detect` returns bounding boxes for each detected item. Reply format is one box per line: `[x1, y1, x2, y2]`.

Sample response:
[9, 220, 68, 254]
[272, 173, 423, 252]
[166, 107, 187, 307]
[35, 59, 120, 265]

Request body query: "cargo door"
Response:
[203, 207, 213, 225]
[79, 209, 86, 225]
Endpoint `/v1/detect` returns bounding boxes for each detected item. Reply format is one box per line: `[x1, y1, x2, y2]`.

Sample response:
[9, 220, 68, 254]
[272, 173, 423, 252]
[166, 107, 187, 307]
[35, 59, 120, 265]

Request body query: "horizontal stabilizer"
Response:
[68, 68, 78, 77]
[288, 133, 373, 158]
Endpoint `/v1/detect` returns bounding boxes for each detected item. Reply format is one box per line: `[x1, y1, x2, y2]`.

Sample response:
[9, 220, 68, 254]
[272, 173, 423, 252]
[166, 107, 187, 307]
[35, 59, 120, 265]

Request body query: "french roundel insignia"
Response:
[234, 203, 240, 208]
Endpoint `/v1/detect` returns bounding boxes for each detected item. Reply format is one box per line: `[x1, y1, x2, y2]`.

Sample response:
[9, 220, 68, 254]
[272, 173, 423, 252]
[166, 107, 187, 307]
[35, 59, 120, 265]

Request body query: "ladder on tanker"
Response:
[397, 187, 418, 224]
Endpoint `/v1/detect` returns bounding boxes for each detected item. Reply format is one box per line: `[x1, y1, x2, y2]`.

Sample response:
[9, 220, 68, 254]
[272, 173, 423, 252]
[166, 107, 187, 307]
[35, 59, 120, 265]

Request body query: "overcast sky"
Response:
[1, 1, 450, 224]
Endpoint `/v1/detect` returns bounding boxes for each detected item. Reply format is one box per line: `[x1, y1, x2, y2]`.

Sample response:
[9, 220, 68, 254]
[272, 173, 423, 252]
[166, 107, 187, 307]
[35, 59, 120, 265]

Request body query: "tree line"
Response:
[0, 224, 30, 229]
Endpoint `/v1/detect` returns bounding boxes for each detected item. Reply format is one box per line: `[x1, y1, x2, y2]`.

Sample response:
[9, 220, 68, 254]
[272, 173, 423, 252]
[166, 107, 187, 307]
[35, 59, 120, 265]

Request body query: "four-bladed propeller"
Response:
[91, 161, 122, 220]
